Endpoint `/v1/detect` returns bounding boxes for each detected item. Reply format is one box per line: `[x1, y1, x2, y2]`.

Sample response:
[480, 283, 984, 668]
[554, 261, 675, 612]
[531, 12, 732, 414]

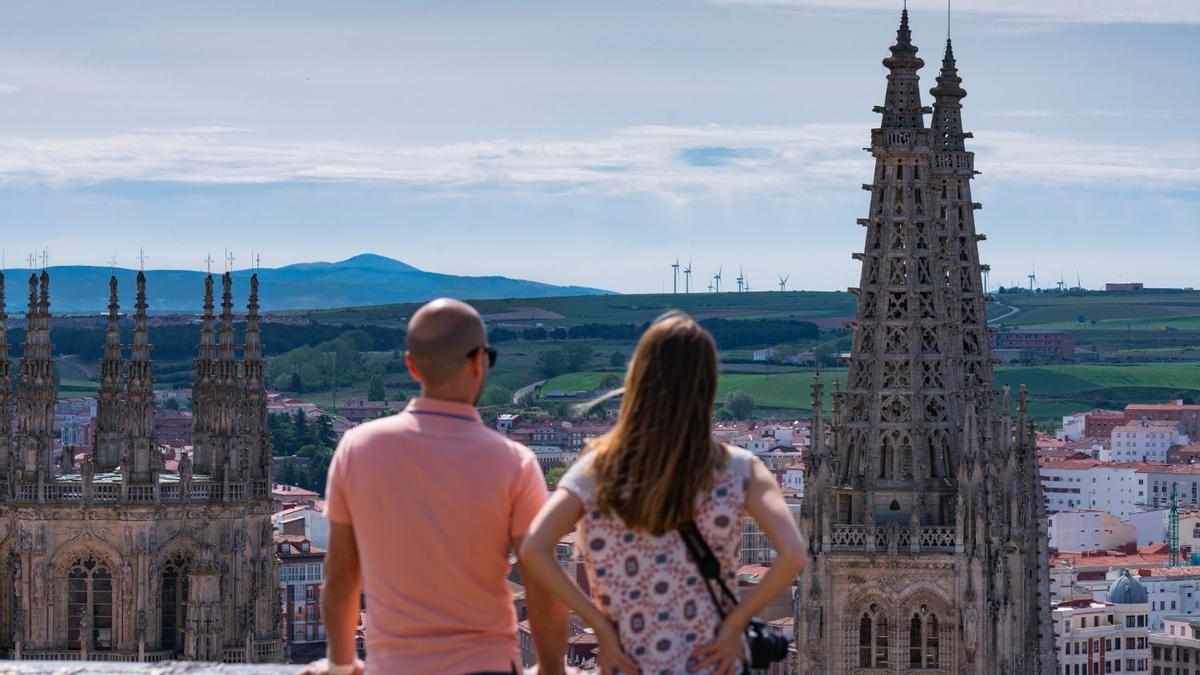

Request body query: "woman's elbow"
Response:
[775, 539, 807, 575]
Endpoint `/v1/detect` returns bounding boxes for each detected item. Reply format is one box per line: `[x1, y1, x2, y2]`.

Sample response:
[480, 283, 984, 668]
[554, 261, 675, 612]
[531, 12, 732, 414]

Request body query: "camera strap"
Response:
[679, 521, 752, 675]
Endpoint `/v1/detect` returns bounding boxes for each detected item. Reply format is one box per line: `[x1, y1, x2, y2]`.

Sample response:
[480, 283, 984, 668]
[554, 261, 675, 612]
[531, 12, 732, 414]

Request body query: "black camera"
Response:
[746, 617, 791, 668]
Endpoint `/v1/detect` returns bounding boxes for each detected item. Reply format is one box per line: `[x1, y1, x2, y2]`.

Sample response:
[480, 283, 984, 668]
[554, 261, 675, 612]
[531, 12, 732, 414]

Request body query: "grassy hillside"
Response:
[284, 291, 859, 328]
[542, 362, 1200, 421]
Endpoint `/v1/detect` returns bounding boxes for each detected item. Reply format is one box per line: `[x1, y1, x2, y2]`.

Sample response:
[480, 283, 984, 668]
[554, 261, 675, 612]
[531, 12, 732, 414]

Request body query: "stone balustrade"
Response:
[0, 662, 298, 674]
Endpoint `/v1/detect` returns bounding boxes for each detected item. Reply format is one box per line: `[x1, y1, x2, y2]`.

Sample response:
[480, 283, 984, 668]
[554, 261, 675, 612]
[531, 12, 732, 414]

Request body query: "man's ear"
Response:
[404, 352, 423, 383]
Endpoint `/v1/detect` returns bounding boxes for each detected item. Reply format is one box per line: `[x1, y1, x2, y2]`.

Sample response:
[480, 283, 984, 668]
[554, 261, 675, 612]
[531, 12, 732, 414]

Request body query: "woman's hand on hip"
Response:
[689, 616, 743, 675]
[595, 619, 640, 674]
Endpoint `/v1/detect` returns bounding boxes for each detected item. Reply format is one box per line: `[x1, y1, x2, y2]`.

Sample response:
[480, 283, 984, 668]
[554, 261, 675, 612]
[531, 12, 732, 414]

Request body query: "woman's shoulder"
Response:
[721, 443, 757, 478]
[556, 451, 598, 500]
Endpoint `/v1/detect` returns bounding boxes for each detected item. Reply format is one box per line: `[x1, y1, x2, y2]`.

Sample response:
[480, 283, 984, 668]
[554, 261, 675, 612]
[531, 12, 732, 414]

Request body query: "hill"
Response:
[291, 290, 860, 328]
[543, 362, 1200, 421]
[1, 254, 610, 313]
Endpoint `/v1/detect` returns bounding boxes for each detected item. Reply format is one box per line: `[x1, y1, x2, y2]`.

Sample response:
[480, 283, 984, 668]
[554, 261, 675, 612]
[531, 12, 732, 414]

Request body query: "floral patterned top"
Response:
[558, 445, 754, 674]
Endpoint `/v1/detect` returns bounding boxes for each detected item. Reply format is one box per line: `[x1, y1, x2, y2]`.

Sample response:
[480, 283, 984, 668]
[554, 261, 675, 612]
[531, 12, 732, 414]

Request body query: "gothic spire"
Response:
[219, 272, 236, 362]
[95, 276, 125, 471]
[930, 38, 968, 152]
[192, 274, 219, 476]
[17, 271, 55, 482]
[243, 273, 261, 363]
[0, 272, 11, 478]
[878, 7, 927, 129]
[124, 271, 158, 482]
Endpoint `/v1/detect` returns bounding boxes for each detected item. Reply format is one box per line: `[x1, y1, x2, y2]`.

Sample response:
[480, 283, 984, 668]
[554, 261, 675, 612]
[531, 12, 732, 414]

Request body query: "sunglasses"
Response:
[467, 345, 498, 368]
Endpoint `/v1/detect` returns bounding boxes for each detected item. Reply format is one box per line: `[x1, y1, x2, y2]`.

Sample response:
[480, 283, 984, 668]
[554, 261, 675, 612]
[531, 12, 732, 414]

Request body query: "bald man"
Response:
[314, 299, 567, 675]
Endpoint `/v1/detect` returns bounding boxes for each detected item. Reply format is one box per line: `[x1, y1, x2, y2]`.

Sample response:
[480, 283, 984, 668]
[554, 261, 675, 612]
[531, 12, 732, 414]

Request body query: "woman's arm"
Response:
[519, 489, 639, 674]
[692, 456, 806, 672]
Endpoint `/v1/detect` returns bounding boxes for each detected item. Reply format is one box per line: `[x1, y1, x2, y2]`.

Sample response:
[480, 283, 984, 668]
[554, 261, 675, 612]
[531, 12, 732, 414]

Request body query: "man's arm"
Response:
[515, 534, 568, 675]
[324, 521, 365, 669]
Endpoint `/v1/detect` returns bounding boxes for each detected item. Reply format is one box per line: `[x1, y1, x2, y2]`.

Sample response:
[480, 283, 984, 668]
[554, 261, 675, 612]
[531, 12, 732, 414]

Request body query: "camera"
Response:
[746, 617, 791, 668]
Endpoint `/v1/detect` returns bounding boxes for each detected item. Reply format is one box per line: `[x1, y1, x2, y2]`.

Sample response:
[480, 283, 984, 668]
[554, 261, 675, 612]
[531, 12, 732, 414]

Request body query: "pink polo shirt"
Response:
[325, 397, 548, 674]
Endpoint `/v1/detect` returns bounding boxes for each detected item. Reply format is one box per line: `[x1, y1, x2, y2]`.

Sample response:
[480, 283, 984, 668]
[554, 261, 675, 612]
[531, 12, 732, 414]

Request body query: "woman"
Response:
[520, 313, 806, 675]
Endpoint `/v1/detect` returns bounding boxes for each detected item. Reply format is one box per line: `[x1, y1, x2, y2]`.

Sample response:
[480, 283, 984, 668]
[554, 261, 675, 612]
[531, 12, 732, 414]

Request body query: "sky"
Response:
[0, 0, 1196, 294]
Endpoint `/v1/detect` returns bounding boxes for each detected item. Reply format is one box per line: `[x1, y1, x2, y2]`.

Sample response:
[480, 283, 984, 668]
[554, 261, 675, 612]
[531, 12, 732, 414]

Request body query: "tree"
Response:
[537, 349, 567, 378]
[277, 461, 301, 487]
[545, 466, 568, 487]
[314, 414, 338, 449]
[608, 351, 626, 369]
[564, 343, 594, 371]
[162, 397, 181, 411]
[599, 373, 622, 389]
[367, 375, 386, 401]
[725, 391, 756, 420]
[481, 385, 515, 407]
[290, 370, 304, 393]
[338, 329, 375, 352]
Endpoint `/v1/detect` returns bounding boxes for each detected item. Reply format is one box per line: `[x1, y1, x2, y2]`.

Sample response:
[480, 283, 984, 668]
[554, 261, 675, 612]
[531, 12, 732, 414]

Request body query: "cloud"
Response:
[0, 83, 20, 94]
[0, 123, 1194, 199]
[709, 0, 1200, 25]
[986, 109, 1181, 119]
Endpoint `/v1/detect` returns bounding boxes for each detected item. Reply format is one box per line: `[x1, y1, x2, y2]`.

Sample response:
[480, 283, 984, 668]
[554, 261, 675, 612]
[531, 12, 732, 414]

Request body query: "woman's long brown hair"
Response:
[589, 311, 725, 536]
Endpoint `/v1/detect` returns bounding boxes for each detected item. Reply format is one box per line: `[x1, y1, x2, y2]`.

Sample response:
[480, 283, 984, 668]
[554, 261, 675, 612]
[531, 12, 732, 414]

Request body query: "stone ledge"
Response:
[0, 662, 298, 674]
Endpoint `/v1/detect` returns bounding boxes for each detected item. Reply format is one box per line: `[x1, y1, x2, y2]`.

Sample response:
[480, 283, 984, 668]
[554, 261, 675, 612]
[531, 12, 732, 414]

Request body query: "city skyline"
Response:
[0, 1, 1195, 295]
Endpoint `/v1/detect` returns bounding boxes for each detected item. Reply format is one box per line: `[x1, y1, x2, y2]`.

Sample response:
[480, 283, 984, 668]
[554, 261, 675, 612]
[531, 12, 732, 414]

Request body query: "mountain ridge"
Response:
[0, 254, 611, 313]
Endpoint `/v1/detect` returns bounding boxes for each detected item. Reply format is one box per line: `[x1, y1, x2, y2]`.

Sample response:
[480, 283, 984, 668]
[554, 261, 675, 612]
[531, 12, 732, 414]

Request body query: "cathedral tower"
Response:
[795, 10, 1055, 673]
[192, 274, 218, 475]
[240, 274, 271, 482]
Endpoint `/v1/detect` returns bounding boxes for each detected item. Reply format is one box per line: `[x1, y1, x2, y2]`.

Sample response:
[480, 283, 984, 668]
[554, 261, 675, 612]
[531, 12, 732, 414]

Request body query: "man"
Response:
[311, 299, 567, 674]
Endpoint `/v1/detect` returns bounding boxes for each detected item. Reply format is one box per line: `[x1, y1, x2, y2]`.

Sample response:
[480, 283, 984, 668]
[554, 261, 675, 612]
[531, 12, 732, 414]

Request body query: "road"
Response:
[989, 302, 1020, 325]
[512, 379, 547, 404]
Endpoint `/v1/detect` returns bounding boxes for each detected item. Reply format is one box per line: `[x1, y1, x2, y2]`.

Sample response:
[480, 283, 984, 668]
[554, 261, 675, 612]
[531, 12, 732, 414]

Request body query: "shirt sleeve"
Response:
[324, 433, 355, 524]
[555, 452, 596, 503]
[510, 448, 550, 539]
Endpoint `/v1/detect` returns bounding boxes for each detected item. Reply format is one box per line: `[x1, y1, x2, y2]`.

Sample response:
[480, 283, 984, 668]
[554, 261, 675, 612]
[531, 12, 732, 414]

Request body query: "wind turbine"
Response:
[1076, 270, 1083, 291]
[744, 275, 751, 293]
[736, 265, 745, 293]
[683, 258, 693, 294]
[1057, 269, 1065, 294]
[1027, 262, 1037, 293]
[671, 258, 680, 294]
[713, 267, 722, 294]
[778, 274, 789, 292]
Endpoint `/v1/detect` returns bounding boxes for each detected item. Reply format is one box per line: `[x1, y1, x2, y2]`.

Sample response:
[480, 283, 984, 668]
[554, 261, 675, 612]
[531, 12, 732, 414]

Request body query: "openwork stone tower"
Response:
[795, 11, 1055, 674]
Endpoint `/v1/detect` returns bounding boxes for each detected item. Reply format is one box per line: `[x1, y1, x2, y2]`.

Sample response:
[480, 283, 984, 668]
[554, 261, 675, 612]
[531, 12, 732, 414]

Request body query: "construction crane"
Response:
[1170, 482, 1181, 567]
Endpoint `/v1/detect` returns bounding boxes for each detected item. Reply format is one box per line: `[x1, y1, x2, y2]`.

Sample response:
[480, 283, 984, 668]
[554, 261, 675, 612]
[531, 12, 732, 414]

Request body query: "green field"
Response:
[543, 362, 1200, 420]
[284, 291, 859, 328]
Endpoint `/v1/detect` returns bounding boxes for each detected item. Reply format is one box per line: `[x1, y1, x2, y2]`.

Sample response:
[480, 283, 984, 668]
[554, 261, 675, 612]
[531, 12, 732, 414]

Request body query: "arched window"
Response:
[859, 614, 872, 667]
[910, 613, 923, 666]
[66, 556, 113, 651]
[1, 556, 17, 650]
[875, 615, 889, 666]
[161, 556, 190, 653]
[925, 614, 940, 667]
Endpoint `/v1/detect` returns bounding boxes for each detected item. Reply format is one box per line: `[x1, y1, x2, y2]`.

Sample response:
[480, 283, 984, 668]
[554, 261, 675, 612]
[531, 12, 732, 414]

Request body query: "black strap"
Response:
[678, 521, 740, 615]
[680, 521, 752, 675]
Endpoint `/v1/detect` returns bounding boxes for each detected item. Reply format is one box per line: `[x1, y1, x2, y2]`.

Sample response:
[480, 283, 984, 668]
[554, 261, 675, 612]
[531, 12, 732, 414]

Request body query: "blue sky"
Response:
[0, 0, 1196, 293]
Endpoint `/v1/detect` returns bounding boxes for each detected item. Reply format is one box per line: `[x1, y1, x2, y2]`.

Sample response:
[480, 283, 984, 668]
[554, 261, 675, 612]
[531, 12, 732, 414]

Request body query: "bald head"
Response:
[406, 298, 487, 386]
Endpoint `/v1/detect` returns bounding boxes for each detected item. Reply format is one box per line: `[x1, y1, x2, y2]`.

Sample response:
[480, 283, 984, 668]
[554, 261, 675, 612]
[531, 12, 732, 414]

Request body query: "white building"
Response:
[1124, 509, 1171, 547]
[1093, 568, 1200, 632]
[1041, 460, 1149, 517]
[1142, 466, 1200, 509]
[1112, 420, 1190, 463]
[1061, 412, 1089, 442]
[274, 503, 330, 551]
[752, 347, 777, 362]
[1054, 571, 1150, 675]
[782, 466, 804, 493]
[1151, 615, 1200, 673]
[1048, 510, 1136, 552]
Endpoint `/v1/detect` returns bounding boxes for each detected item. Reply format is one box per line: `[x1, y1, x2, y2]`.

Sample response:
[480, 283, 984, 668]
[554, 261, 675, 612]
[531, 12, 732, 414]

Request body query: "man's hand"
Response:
[298, 657, 366, 675]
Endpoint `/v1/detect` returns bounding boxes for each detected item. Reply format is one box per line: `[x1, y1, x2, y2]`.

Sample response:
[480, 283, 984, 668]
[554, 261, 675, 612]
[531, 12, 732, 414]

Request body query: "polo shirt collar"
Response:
[406, 397, 483, 423]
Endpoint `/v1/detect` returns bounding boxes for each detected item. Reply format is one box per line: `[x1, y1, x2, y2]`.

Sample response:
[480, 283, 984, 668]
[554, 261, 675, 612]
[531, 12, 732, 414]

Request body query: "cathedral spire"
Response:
[0, 272, 11, 480]
[124, 271, 158, 482]
[241, 274, 271, 481]
[877, 6, 927, 129]
[192, 274, 219, 475]
[95, 276, 125, 471]
[930, 38, 968, 152]
[17, 272, 55, 482]
[219, 272, 236, 361]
